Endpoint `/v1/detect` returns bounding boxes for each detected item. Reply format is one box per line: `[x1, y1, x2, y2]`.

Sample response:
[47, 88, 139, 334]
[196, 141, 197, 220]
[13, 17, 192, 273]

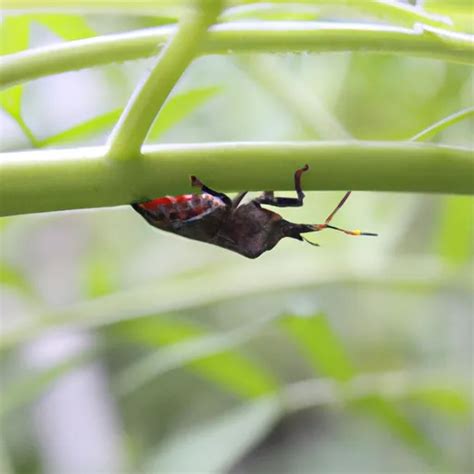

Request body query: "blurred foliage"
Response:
[0, 1, 473, 473]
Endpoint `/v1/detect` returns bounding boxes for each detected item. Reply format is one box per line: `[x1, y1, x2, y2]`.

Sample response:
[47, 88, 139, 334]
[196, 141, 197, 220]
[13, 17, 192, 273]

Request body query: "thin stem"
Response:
[0, 141, 472, 216]
[238, 55, 351, 140]
[411, 106, 474, 141]
[224, 0, 453, 28]
[14, 116, 41, 148]
[282, 370, 469, 413]
[0, 253, 471, 350]
[106, 1, 222, 160]
[1, 22, 473, 90]
[3, 110, 41, 148]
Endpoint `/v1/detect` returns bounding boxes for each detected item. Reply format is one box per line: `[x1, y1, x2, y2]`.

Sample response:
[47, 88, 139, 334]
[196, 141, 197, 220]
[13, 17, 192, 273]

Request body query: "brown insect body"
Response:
[132, 166, 377, 258]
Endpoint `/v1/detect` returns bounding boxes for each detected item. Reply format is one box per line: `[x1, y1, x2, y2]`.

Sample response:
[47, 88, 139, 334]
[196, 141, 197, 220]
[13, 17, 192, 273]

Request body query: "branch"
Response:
[1, 22, 473, 90]
[1, 252, 470, 351]
[0, 0, 454, 29]
[107, 1, 222, 159]
[0, 141, 472, 216]
[282, 370, 470, 413]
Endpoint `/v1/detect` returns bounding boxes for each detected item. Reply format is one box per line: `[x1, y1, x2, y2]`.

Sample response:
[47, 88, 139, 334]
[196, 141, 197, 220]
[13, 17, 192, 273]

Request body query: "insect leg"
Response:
[255, 164, 309, 208]
[232, 192, 248, 209]
[190, 176, 232, 207]
[324, 191, 352, 225]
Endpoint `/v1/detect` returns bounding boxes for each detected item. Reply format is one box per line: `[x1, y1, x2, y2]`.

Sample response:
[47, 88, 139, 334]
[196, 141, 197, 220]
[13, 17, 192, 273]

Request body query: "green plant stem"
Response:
[107, 1, 222, 160]
[0, 0, 453, 28]
[1, 22, 473, 90]
[0, 253, 471, 351]
[225, 0, 452, 28]
[0, 141, 472, 216]
[13, 115, 40, 148]
[411, 106, 474, 141]
[239, 55, 351, 140]
[282, 370, 470, 413]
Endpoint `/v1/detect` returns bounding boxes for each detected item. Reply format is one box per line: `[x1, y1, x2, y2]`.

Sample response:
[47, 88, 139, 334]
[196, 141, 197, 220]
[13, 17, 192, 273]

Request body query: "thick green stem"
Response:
[0, 141, 472, 216]
[107, 1, 222, 159]
[1, 23, 473, 90]
[0, 0, 454, 29]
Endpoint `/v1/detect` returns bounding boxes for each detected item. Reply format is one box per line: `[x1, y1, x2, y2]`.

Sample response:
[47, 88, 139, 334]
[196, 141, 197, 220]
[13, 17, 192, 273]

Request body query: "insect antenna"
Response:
[312, 191, 378, 237]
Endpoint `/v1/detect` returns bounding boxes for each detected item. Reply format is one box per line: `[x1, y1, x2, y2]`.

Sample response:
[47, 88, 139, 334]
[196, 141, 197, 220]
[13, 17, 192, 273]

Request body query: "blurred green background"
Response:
[0, 2, 473, 473]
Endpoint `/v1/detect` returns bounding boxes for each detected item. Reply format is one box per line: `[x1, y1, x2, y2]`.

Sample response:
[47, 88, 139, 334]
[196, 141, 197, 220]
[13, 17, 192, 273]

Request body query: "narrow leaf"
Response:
[0, 352, 93, 418]
[38, 109, 122, 146]
[147, 86, 221, 140]
[353, 396, 446, 468]
[0, 262, 32, 295]
[0, 217, 14, 233]
[39, 86, 221, 146]
[283, 314, 449, 466]
[0, 16, 30, 56]
[408, 387, 471, 417]
[111, 316, 278, 398]
[0, 16, 30, 118]
[81, 258, 117, 299]
[282, 313, 355, 382]
[145, 397, 281, 474]
[436, 196, 473, 264]
[29, 14, 96, 41]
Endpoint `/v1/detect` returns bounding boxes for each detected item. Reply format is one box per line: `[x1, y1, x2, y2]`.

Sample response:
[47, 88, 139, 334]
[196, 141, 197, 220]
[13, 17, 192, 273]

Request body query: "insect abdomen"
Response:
[137, 193, 224, 222]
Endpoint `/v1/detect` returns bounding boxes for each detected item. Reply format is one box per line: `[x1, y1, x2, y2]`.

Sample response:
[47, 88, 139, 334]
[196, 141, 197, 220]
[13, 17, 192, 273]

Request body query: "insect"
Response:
[132, 165, 377, 259]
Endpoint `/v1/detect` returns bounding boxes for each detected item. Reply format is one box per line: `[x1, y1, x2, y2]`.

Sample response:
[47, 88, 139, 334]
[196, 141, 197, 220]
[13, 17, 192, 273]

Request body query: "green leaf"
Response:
[145, 396, 281, 473]
[411, 106, 474, 142]
[408, 387, 471, 417]
[353, 396, 446, 468]
[436, 196, 473, 264]
[0, 217, 14, 233]
[112, 316, 278, 398]
[0, 16, 30, 119]
[39, 86, 221, 146]
[0, 262, 32, 295]
[81, 258, 117, 298]
[283, 314, 449, 466]
[38, 109, 122, 146]
[29, 14, 96, 41]
[0, 16, 30, 56]
[147, 85, 221, 140]
[0, 352, 93, 419]
[0, 86, 23, 118]
[282, 314, 355, 382]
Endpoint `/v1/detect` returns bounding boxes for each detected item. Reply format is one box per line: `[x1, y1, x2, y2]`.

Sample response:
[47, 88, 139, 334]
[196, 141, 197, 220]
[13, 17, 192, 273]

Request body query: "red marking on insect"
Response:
[137, 193, 223, 221]
[132, 166, 377, 258]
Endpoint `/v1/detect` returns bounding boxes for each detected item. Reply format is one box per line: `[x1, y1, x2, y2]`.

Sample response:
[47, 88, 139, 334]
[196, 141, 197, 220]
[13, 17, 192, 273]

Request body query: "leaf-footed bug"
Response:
[132, 165, 377, 258]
